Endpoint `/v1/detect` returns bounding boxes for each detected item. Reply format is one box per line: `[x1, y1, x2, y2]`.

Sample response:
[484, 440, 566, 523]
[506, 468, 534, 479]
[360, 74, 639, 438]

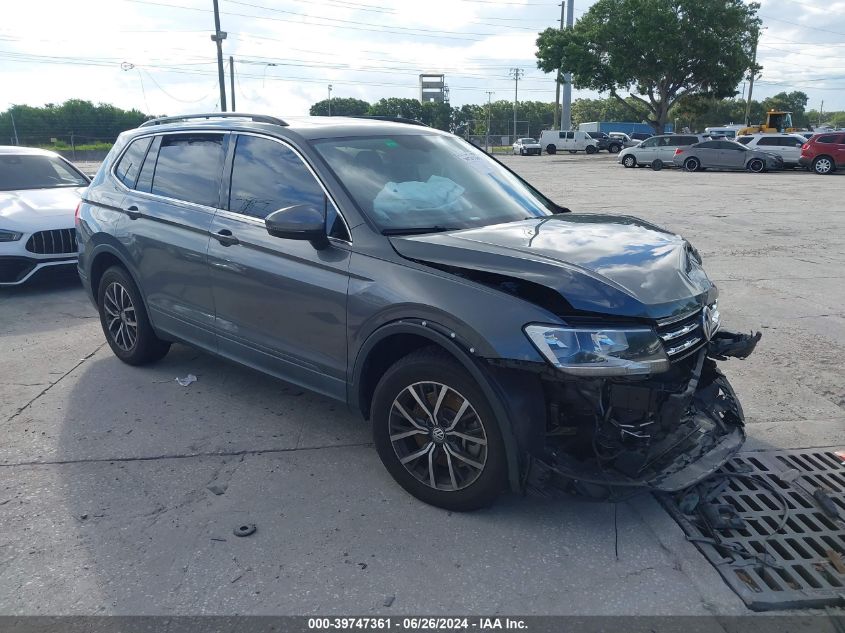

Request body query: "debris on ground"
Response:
[383, 595, 395, 607]
[233, 523, 256, 537]
[207, 483, 228, 496]
[175, 374, 197, 387]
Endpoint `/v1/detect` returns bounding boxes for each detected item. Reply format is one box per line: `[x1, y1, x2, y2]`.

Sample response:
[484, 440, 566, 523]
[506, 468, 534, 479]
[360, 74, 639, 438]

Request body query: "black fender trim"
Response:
[350, 319, 544, 492]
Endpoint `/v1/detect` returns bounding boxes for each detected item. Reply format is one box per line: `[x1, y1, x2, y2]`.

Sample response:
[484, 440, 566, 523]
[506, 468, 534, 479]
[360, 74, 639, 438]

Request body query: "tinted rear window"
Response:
[114, 137, 152, 188]
[151, 134, 225, 207]
[817, 135, 837, 144]
[736, 137, 753, 145]
[757, 137, 778, 146]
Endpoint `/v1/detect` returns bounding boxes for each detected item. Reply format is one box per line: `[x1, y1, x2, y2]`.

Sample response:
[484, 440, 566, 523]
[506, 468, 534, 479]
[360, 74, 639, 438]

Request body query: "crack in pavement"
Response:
[4, 342, 106, 425]
[0, 441, 374, 469]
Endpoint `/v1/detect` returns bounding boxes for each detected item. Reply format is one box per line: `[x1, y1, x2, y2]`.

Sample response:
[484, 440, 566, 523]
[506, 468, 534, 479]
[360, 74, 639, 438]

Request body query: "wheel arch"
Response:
[86, 242, 151, 316]
[350, 320, 539, 492]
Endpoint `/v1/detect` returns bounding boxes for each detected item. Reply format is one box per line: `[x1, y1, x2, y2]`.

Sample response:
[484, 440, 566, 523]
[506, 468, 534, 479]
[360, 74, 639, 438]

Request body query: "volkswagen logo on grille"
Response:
[702, 305, 718, 341]
[431, 427, 446, 443]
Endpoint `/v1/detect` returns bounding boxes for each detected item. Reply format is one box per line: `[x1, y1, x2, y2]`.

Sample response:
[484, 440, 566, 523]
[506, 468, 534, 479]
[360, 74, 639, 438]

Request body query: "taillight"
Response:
[674, 148, 683, 156]
[801, 143, 809, 150]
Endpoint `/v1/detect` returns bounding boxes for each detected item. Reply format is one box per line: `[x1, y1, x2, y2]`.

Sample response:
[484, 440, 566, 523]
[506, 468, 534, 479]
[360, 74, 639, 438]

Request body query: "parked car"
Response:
[630, 132, 652, 142]
[512, 137, 541, 156]
[0, 146, 90, 286]
[608, 132, 637, 148]
[539, 129, 599, 154]
[735, 133, 807, 167]
[77, 113, 759, 511]
[798, 132, 845, 174]
[673, 139, 783, 172]
[617, 134, 706, 169]
[585, 131, 623, 153]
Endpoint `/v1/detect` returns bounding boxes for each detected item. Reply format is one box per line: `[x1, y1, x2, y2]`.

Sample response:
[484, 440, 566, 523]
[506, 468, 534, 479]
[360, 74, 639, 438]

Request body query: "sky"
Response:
[1, 0, 844, 119]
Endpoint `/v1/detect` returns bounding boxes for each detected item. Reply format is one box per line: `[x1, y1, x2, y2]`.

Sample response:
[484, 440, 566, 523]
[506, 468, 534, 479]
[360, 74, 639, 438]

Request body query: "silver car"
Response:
[672, 139, 783, 173]
[617, 134, 706, 168]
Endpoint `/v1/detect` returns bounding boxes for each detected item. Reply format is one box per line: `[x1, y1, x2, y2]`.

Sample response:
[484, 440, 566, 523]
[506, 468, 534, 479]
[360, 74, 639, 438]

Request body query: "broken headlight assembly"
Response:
[524, 324, 670, 377]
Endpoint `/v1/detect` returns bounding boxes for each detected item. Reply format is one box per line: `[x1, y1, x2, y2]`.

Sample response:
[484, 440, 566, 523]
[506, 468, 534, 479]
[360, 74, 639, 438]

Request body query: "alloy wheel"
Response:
[388, 381, 488, 491]
[814, 157, 833, 174]
[103, 281, 138, 352]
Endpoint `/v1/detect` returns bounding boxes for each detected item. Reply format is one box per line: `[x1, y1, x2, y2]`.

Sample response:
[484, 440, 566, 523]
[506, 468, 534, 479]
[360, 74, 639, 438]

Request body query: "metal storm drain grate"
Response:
[660, 448, 845, 611]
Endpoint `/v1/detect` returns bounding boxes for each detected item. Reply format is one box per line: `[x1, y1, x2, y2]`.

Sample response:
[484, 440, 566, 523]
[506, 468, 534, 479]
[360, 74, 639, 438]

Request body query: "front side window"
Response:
[312, 134, 554, 232]
[151, 134, 225, 207]
[114, 137, 152, 188]
[640, 138, 659, 148]
[0, 153, 89, 191]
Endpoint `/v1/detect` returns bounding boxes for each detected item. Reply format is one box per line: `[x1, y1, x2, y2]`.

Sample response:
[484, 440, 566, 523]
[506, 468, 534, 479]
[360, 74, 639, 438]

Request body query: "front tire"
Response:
[372, 348, 507, 511]
[747, 158, 765, 173]
[622, 155, 637, 168]
[585, 145, 598, 154]
[97, 266, 170, 365]
[608, 144, 621, 154]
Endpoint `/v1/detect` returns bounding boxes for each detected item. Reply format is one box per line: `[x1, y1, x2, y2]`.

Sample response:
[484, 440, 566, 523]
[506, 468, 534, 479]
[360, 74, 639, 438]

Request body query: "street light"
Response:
[328, 84, 333, 117]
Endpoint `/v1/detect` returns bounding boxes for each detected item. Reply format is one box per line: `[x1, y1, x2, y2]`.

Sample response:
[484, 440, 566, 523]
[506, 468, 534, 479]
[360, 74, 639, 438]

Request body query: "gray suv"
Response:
[77, 113, 759, 510]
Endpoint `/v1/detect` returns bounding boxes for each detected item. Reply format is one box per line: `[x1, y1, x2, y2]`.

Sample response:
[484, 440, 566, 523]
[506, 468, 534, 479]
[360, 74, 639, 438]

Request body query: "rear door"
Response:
[206, 133, 352, 400]
[118, 132, 224, 348]
[833, 134, 845, 167]
[755, 136, 784, 163]
[777, 136, 803, 164]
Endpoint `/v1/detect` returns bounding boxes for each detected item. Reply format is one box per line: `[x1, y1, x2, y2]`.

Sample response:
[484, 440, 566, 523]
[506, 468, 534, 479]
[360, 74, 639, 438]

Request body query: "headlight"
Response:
[0, 230, 23, 242]
[524, 324, 670, 376]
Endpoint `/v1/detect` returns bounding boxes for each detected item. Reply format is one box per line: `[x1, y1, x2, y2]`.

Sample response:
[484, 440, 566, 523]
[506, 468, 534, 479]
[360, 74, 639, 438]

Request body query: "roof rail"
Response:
[139, 113, 288, 128]
[346, 115, 428, 127]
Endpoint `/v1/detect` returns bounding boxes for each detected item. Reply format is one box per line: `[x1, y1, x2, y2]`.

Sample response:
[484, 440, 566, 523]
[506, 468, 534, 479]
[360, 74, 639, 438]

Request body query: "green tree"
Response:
[420, 101, 453, 131]
[309, 97, 370, 116]
[760, 91, 809, 127]
[367, 98, 424, 121]
[536, 0, 760, 134]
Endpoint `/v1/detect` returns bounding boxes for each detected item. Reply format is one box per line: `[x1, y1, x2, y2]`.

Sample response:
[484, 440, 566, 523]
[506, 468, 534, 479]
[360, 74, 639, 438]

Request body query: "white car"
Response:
[0, 146, 90, 286]
[539, 129, 599, 155]
[512, 137, 542, 155]
[608, 132, 638, 148]
[735, 133, 808, 168]
[617, 134, 706, 168]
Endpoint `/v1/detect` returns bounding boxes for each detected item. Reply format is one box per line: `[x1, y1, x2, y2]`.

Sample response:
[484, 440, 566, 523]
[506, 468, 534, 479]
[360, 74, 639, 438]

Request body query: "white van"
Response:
[540, 130, 599, 154]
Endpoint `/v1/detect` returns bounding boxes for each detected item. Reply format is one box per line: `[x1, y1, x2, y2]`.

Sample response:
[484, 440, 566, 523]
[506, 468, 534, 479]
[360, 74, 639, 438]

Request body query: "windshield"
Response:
[312, 134, 554, 232]
[0, 154, 89, 191]
[520, 138, 537, 143]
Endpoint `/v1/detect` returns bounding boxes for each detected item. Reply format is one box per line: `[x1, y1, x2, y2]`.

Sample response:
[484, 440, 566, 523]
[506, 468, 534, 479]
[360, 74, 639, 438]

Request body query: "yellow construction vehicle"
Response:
[738, 110, 798, 136]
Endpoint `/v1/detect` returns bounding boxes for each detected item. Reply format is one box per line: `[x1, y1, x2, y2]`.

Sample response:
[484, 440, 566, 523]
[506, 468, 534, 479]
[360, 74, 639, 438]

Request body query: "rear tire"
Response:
[684, 157, 701, 172]
[812, 156, 834, 175]
[97, 266, 170, 366]
[546, 145, 557, 155]
[371, 348, 507, 511]
[651, 159, 664, 171]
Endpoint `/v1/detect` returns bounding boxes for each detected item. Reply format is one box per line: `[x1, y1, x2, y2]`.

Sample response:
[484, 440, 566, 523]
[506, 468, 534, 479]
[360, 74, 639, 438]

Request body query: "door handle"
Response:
[125, 205, 141, 220]
[215, 228, 239, 246]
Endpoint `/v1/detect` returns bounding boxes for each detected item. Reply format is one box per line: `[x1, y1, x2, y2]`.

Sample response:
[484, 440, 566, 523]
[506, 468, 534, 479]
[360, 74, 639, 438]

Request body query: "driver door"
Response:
[207, 133, 352, 400]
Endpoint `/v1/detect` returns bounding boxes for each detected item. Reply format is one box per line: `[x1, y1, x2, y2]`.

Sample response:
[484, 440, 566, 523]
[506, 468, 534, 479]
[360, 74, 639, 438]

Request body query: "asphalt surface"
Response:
[1, 153, 843, 617]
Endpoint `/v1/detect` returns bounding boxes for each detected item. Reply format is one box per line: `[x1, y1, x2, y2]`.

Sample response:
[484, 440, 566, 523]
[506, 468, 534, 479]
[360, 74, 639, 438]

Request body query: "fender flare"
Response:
[350, 319, 526, 491]
[85, 240, 148, 311]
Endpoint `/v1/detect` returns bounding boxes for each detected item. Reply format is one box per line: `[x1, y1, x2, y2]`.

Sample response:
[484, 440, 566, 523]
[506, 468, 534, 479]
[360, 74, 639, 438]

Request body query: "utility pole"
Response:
[328, 84, 333, 116]
[561, 0, 574, 130]
[211, 0, 227, 112]
[819, 100, 823, 127]
[485, 90, 494, 153]
[9, 109, 19, 145]
[229, 56, 236, 111]
[509, 68, 523, 142]
[553, 2, 565, 130]
[744, 25, 759, 126]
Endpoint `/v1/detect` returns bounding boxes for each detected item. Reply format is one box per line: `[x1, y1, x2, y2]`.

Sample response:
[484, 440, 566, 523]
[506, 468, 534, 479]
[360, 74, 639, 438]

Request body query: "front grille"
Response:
[657, 308, 706, 361]
[25, 229, 78, 255]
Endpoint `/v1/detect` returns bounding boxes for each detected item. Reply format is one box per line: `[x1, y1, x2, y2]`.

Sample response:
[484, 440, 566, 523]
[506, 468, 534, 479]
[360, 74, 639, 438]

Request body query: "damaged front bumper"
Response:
[525, 329, 761, 496]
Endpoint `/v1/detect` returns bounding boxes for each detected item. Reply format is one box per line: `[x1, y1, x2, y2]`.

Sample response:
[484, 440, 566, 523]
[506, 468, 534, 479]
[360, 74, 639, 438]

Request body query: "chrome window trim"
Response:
[232, 131, 352, 243]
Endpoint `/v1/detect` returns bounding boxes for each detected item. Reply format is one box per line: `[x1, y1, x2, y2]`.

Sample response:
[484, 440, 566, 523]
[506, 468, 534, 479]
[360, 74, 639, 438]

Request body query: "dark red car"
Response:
[799, 132, 845, 174]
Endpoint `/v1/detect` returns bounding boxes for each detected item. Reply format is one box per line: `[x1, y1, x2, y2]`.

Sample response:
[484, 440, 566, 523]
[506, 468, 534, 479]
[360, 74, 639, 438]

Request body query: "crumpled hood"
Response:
[390, 215, 716, 319]
[0, 187, 84, 230]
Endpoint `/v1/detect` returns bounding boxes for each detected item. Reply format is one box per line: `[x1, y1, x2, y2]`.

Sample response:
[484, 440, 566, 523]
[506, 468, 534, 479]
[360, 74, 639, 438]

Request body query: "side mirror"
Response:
[265, 204, 328, 249]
